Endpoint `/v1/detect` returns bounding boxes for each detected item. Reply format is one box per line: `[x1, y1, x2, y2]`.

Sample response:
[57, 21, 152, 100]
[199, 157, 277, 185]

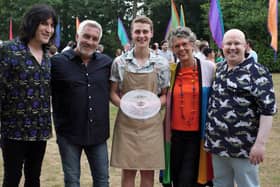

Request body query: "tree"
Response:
[1, 0, 279, 70]
[201, 0, 280, 70]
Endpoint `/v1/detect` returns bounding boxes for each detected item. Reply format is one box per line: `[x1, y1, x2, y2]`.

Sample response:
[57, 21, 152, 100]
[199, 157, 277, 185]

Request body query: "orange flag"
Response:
[9, 18, 13, 40]
[268, 0, 278, 52]
[76, 17, 80, 33]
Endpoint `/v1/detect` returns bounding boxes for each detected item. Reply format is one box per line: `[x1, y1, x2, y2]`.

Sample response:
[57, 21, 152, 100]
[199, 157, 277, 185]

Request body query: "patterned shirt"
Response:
[110, 48, 170, 94]
[204, 57, 277, 158]
[159, 50, 174, 62]
[0, 39, 52, 141]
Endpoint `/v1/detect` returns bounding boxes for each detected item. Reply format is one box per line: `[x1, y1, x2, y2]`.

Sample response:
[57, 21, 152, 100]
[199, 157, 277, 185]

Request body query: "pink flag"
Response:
[9, 18, 13, 40]
[76, 17, 80, 33]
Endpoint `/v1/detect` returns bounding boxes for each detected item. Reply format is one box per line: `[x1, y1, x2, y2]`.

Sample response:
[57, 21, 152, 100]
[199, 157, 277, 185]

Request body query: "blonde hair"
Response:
[131, 15, 153, 32]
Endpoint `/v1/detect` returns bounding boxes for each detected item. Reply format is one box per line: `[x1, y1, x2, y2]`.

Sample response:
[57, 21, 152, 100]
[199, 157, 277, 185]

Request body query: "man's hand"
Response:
[249, 141, 265, 165]
[249, 115, 273, 165]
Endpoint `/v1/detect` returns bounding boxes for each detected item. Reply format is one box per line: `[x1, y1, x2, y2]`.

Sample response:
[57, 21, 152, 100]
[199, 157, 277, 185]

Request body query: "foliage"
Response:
[0, 0, 280, 71]
[201, 0, 280, 71]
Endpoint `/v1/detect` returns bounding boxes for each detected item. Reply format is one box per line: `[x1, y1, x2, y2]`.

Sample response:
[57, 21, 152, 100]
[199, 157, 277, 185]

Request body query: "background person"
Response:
[202, 47, 216, 63]
[159, 40, 175, 64]
[97, 44, 104, 53]
[194, 40, 209, 60]
[246, 39, 258, 62]
[151, 42, 160, 55]
[0, 4, 57, 187]
[215, 49, 224, 63]
[48, 44, 58, 57]
[61, 40, 76, 52]
[51, 20, 112, 187]
[115, 48, 123, 57]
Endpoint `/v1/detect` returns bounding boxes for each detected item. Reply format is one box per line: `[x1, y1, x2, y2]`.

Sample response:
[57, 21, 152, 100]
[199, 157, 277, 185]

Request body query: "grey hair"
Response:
[77, 20, 103, 41]
[168, 26, 197, 48]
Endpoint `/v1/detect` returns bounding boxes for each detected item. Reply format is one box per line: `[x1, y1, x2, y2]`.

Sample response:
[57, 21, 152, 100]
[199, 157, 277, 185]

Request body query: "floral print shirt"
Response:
[110, 48, 170, 94]
[0, 39, 52, 141]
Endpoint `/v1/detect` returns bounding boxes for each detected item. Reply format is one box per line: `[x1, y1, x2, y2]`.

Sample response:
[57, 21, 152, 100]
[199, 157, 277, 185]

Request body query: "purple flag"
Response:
[209, 0, 224, 49]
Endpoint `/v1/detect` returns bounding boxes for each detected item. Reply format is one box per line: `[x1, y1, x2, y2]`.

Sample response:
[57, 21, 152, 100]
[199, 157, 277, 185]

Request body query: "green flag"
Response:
[180, 4, 186, 26]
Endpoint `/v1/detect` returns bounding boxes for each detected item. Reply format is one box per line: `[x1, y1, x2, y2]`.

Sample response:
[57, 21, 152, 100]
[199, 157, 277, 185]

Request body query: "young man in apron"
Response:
[110, 16, 170, 187]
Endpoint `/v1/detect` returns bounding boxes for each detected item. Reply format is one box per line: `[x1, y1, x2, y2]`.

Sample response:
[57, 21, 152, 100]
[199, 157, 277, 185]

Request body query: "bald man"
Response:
[204, 29, 277, 187]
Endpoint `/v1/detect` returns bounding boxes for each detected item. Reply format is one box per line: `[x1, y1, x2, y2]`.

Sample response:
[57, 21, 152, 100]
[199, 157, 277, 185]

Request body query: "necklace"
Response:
[177, 59, 197, 126]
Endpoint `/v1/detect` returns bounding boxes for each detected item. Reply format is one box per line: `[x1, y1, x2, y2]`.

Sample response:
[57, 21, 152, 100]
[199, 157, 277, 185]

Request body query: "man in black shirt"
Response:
[51, 20, 112, 187]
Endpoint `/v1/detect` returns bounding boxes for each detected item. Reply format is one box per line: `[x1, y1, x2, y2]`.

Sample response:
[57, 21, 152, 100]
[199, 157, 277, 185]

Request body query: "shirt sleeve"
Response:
[251, 65, 277, 115]
[110, 56, 122, 83]
[157, 58, 170, 89]
[0, 44, 9, 102]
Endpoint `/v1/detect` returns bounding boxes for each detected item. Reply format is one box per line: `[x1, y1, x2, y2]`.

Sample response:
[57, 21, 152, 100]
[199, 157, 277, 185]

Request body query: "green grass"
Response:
[0, 74, 279, 187]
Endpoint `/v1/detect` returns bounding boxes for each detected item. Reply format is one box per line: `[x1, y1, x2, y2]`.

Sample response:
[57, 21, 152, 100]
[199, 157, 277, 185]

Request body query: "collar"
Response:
[124, 48, 158, 65]
[64, 49, 97, 63]
[223, 57, 254, 72]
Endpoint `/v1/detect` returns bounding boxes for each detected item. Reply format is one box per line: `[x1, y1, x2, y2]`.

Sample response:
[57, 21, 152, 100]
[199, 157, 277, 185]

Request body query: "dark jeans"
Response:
[171, 130, 201, 187]
[1, 138, 47, 187]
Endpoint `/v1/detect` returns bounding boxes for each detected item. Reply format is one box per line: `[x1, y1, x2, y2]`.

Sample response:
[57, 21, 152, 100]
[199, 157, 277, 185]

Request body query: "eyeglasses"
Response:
[173, 41, 193, 50]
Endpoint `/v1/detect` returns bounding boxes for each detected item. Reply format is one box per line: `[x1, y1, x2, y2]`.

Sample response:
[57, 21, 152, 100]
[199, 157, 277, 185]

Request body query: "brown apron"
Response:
[110, 67, 165, 169]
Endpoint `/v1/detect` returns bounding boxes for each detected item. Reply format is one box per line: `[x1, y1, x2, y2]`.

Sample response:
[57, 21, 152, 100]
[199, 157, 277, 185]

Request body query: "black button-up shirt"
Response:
[51, 49, 112, 145]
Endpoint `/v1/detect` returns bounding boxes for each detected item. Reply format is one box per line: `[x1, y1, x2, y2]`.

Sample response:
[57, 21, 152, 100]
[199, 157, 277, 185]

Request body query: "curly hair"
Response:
[168, 26, 197, 48]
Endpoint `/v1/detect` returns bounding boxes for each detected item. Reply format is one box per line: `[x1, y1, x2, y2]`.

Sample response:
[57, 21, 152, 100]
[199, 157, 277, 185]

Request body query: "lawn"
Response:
[0, 74, 279, 187]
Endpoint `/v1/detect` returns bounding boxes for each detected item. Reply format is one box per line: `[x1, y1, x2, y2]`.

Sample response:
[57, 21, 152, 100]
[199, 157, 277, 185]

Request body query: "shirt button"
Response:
[88, 84, 91, 87]
[89, 119, 93, 123]
[86, 73, 89, 76]
[88, 96, 92, 99]
[89, 107, 93, 111]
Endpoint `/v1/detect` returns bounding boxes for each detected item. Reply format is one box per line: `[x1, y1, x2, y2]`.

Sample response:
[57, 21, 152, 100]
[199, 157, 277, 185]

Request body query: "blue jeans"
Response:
[57, 135, 109, 187]
[212, 154, 259, 187]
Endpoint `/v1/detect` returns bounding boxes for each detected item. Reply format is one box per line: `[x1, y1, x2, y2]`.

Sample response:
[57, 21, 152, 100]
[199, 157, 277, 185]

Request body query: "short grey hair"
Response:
[77, 20, 103, 41]
[168, 26, 197, 48]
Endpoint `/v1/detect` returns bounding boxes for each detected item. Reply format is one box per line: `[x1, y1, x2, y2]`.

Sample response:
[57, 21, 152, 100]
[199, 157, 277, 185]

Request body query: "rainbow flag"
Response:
[164, 0, 180, 40]
[268, 0, 278, 53]
[209, 0, 224, 49]
[180, 4, 186, 26]
[162, 3, 180, 182]
[117, 17, 129, 47]
[164, 18, 172, 40]
[171, 0, 180, 29]
[9, 18, 13, 40]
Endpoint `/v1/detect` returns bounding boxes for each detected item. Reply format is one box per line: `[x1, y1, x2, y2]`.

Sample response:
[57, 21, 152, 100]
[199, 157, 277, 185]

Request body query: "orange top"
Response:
[171, 67, 200, 131]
